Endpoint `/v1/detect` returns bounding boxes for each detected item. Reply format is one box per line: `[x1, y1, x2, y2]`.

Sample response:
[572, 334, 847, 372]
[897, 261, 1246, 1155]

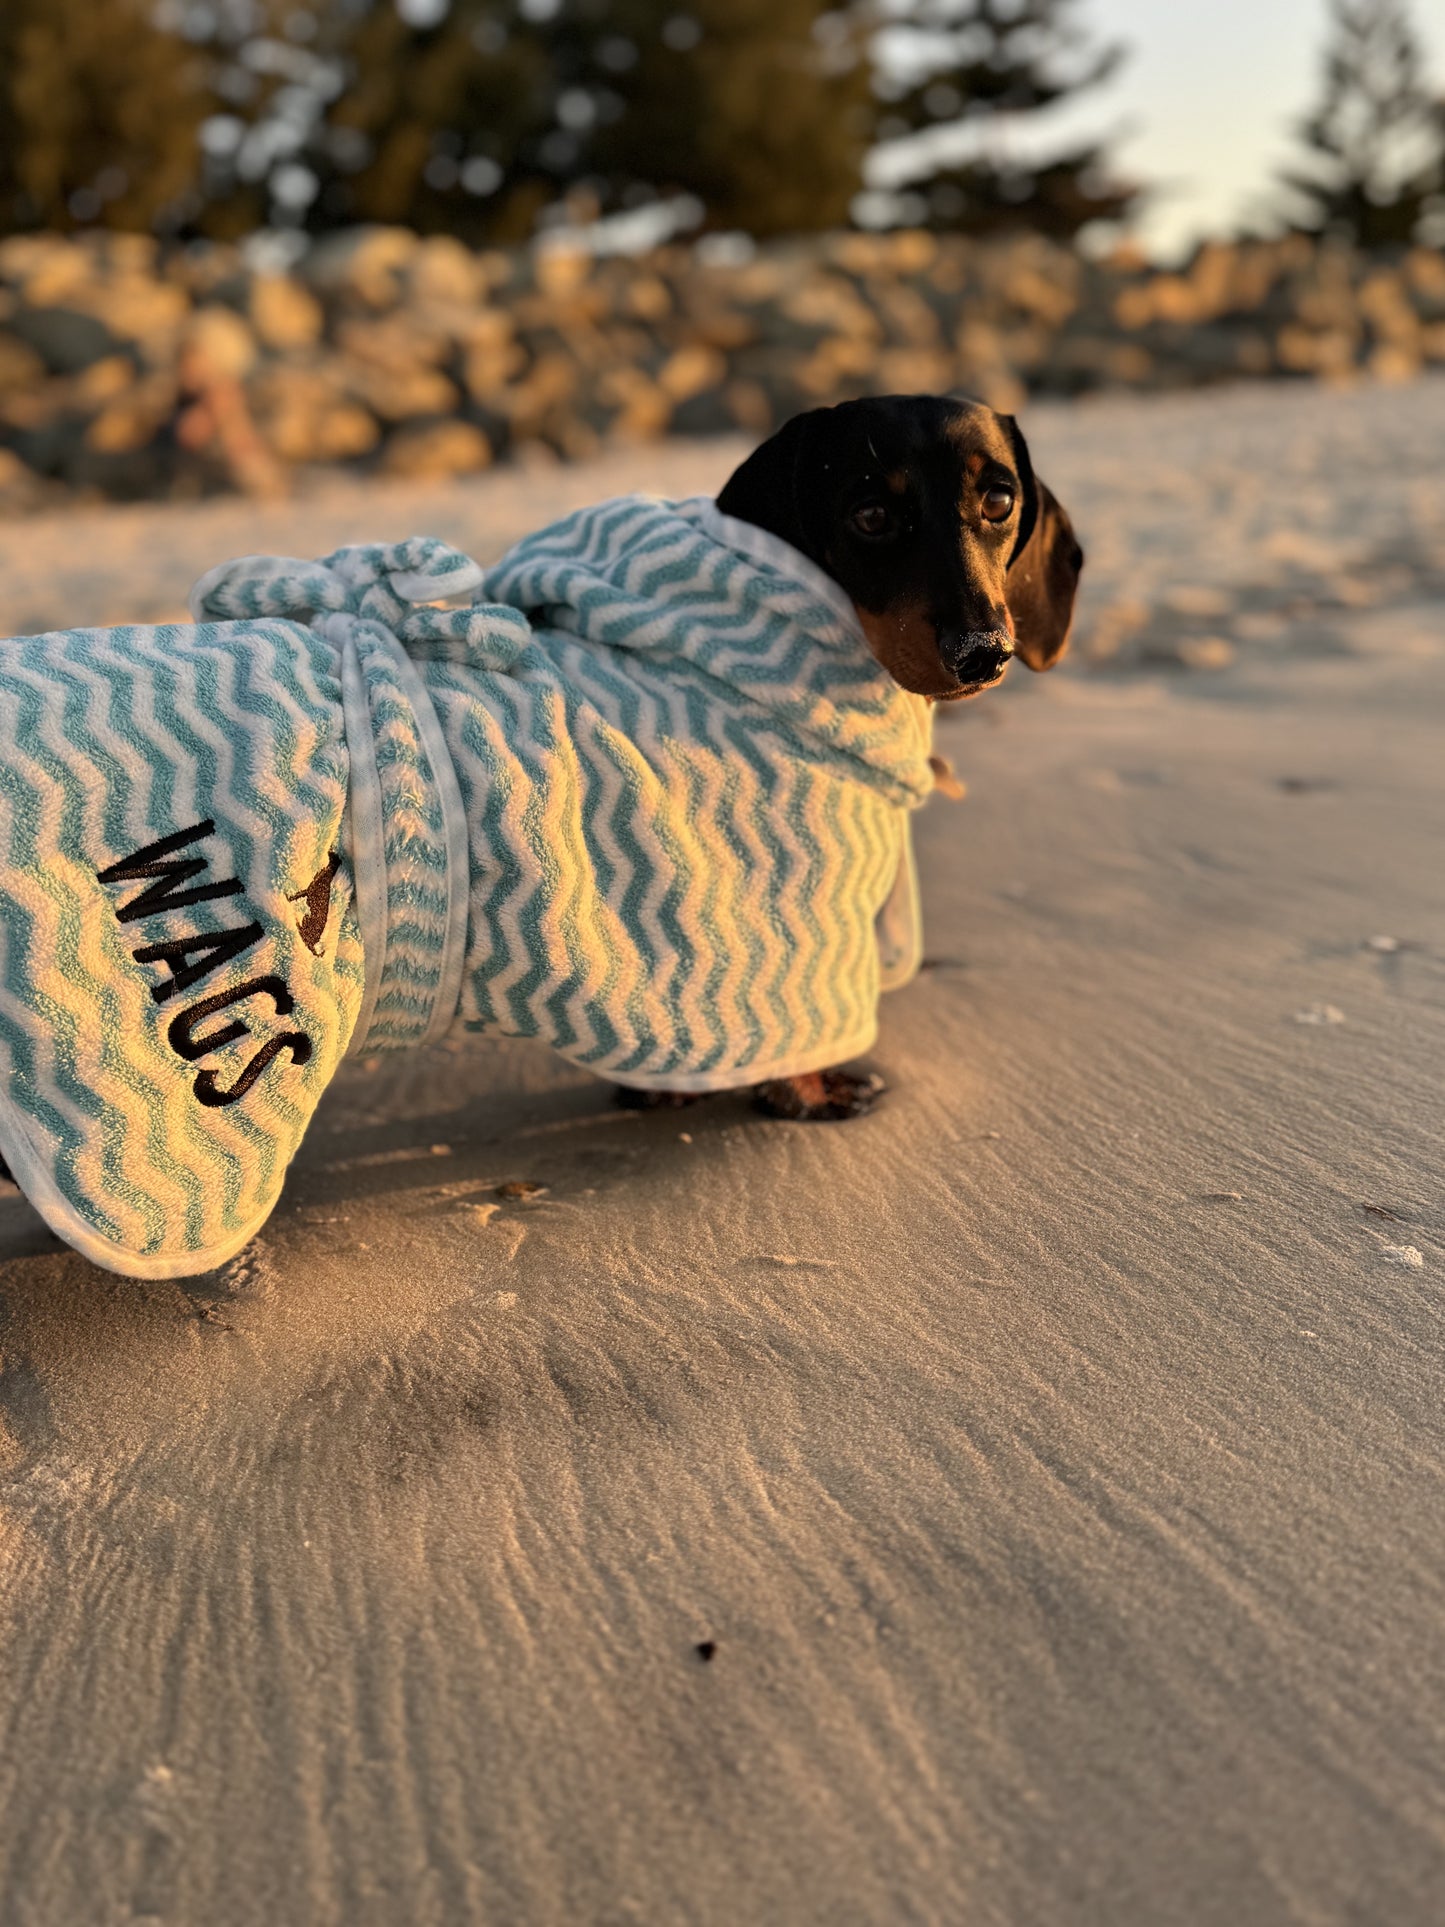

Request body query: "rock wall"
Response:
[2, 226, 1443, 505]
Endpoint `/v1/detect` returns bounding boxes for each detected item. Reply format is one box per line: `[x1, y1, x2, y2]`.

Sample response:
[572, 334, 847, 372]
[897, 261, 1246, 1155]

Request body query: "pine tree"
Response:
[275, 1, 551, 242]
[258, 0, 872, 243]
[0, 0, 210, 233]
[863, 0, 1136, 237]
[1280, 0, 1444, 247]
[581, 0, 873, 236]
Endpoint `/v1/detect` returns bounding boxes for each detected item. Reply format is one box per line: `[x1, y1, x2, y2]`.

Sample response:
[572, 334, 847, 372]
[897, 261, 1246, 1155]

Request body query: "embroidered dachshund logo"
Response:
[97, 820, 313, 1108]
[287, 851, 340, 955]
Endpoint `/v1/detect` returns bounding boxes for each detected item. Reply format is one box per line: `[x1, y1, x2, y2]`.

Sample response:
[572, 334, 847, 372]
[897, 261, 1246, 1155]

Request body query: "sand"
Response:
[1, 379, 1443, 1925]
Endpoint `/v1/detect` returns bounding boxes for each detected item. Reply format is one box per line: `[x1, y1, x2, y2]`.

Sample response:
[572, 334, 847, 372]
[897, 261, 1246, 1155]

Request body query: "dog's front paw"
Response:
[752, 1068, 886, 1122]
[614, 1084, 707, 1111]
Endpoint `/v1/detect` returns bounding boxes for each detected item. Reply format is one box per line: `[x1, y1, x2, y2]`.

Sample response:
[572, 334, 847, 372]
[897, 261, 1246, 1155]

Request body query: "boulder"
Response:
[249, 363, 380, 464]
[85, 374, 179, 456]
[658, 344, 728, 402]
[339, 357, 458, 425]
[184, 307, 259, 383]
[381, 419, 491, 478]
[0, 226, 1437, 504]
[7, 307, 119, 375]
[250, 275, 324, 351]
[0, 332, 47, 393]
[406, 236, 485, 309]
[0, 445, 44, 509]
[67, 276, 189, 348]
[304, 227, 419, 311]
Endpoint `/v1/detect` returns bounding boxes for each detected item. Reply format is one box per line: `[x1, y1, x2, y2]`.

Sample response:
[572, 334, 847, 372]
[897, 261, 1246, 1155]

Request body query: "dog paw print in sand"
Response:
[443, 1180, 551, 1260]
[190, 1241, 277, 1308]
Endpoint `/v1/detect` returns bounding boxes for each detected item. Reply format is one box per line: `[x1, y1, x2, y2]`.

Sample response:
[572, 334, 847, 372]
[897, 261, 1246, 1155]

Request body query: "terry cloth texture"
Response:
[0, 498, 935, 1278]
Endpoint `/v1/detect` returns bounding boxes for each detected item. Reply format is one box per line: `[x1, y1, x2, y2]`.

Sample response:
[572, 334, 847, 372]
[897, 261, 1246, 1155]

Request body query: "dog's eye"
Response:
[981, 485, 1016, 523]
[849, 503, 892, 538]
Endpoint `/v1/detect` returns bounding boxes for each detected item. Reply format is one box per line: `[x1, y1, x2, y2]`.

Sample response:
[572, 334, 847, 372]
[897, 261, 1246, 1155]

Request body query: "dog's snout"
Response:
[940, 630, 1014, 687]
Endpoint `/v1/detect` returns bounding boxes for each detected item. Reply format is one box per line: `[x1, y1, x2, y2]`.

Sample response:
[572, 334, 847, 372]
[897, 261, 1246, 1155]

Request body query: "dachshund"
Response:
[0, 396, 1082, 1263]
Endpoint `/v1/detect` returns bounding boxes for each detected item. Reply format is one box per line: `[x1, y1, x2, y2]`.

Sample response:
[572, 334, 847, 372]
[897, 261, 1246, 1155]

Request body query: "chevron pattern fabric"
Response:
[439, 494, 936, 1086]
[0, 616, 364, 1278]
[0, 499, 934, 1278]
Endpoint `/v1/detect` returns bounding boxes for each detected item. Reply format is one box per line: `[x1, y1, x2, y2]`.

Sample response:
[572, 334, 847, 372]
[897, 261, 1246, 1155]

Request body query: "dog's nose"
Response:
[940, 630, 1014, 687]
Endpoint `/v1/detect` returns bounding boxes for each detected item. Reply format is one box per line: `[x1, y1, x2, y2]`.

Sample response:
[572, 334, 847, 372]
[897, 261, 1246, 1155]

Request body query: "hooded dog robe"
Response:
[0, 496, 936, 1278]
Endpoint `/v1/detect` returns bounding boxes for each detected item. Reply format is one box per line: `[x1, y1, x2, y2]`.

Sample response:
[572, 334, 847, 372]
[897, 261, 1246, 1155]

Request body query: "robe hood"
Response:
[484, 495, 936, 811]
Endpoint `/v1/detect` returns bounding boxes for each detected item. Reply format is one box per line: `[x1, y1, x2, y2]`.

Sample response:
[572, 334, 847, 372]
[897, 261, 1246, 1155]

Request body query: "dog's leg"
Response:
[614, 1070, 885, 1121]
[752, 1068, 885, 1121]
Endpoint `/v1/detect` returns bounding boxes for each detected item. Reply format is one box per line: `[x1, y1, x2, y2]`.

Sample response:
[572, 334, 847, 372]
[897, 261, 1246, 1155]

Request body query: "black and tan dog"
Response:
[0, 392, 1080, 1258]
[624, 390, 1084, 1122]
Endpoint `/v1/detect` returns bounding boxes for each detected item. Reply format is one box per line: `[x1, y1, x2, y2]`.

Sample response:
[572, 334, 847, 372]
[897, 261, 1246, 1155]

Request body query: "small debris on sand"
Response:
[752, 1255, 839, 1270]
[1202, 1191, 1244, 1203]
[1361, 1203, 1406, 1222]
[694, 1641, 717, 1663]
[324, 1142, 455, 1172]
[1160, 635, 1236, 672]
[1366, 935, 1401, 953]
[496, 1179, 549, 1202]
[493, 1222, 528, 1262]
[927, 754, 967, 800]
[1293, 1003, 1345, 1025]
[1381, 1246, 1425, 1269]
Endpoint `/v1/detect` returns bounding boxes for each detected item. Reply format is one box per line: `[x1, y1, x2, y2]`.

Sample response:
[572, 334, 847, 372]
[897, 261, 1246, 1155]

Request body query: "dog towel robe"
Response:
[0, 495, 936, 1277]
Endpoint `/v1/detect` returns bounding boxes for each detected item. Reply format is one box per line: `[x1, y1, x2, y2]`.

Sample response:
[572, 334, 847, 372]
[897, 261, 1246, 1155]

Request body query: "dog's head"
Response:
[715, 394, 1083, 699]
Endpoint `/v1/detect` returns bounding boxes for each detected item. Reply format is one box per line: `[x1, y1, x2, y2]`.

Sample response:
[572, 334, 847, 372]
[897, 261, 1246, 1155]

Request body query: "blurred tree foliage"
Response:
[196, 0, 873, 242]
[0, 0, 1133, 244]
[1280, 0, 1444, 246]
[0, 0, 211, 233]
[864, 0, 1136, 237]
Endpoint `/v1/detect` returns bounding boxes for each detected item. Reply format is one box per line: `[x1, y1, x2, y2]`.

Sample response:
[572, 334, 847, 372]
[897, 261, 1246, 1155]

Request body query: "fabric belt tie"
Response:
[325, 610, 473, 1054]
[190, 535, 485, 1056]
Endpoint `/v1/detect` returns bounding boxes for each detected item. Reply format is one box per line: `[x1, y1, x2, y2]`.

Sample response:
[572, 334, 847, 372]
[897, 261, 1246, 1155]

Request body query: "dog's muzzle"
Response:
[939, 629, 1014, 689]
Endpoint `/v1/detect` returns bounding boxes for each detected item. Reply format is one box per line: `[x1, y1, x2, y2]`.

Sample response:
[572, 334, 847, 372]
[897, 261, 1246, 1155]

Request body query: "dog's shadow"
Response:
[0, 1036, 765, 1346]
[0, 1044, 801, 1527]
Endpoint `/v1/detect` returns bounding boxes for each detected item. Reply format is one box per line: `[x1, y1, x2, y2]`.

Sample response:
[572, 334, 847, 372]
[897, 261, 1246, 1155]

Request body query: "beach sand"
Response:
[0, 380, 1442, 1925]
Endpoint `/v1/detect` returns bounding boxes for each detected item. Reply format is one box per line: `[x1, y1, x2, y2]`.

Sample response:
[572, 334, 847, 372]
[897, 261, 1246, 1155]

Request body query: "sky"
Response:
[1074, 0, 1445, 256]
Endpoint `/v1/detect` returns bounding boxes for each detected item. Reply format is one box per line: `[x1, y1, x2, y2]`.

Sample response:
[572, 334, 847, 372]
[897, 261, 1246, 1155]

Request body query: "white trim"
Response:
[390, 561, 485, 603]
[876, 825, 924, 993]
[332, 618, 390, 1058]
[0, 1082, 273, 1279]
[368, 627, 472, 1048]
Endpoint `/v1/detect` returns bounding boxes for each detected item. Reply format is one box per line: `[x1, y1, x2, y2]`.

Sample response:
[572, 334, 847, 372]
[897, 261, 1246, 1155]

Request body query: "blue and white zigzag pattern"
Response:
[0, 501, 934, 1277]
[0, 617, 363, 1275]
[431, 494, 935, 1087]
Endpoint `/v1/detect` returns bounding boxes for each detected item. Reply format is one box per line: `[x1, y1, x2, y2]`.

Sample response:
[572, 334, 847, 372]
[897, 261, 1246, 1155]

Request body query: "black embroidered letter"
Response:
[132, 922, 264, 1003]
[96, 820, 243, 923]
[193, 1032, 312, 1108]
[167, 975, 296, 1061]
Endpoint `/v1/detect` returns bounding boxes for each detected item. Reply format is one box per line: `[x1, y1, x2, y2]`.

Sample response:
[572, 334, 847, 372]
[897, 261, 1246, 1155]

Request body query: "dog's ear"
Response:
[715, 408, 829, 558]
[1000, 417, 1083, 671]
